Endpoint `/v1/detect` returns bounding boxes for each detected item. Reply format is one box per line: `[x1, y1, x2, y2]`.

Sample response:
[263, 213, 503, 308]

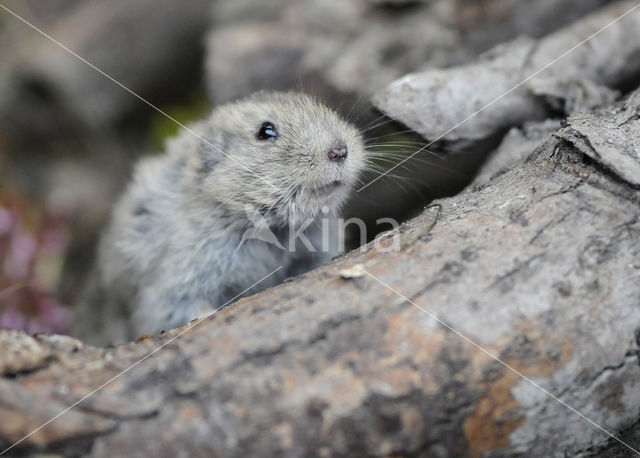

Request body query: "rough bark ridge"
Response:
[1, 88, 640, 457]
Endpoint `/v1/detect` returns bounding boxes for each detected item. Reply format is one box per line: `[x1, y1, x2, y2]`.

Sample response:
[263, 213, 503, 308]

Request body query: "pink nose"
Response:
[328, 146, 348, 163]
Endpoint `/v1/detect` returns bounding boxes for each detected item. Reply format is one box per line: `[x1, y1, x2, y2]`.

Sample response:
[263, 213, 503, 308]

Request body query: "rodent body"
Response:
[71, 92, 365, 345]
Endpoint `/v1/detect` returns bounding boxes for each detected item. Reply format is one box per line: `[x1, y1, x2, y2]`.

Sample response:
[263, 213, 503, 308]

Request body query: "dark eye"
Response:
[257, 121, 278, 141]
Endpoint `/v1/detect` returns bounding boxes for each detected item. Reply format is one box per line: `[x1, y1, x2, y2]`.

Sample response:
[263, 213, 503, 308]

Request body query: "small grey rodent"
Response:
[71, 92, 365, 345]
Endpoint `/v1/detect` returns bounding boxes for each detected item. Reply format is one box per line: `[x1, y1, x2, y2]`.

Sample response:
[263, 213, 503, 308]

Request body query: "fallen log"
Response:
[1, 85, 639, 457]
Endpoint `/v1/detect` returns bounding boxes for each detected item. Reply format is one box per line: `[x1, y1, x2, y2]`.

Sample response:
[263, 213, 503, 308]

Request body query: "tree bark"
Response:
[373, 0, 640, 145]
[1, 86, 640, 457]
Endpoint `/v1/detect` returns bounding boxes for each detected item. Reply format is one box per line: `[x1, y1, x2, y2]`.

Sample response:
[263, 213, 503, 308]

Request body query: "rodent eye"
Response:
[256, 122, 278, 141]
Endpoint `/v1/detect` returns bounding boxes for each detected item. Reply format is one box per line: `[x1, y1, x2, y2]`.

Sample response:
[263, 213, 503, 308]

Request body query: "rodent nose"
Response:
[328, 145, 348, 163]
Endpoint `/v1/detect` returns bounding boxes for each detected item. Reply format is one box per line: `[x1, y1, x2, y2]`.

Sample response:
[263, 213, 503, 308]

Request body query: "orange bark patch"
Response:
[463, 370, 525, 458]
[381, 307, 446, 395]
[502, 319, 575, 378]
[464, 321, 575, 457]
[177, 402, 200, 422]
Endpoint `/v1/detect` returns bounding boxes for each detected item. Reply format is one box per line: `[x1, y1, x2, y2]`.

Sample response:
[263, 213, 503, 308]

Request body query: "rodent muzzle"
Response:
[327, 145, 348, 163]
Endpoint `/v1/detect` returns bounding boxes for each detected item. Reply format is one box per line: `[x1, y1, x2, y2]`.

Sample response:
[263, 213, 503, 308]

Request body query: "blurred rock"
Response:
[1, 0, 83, 23]
[0, 0, 213, 130]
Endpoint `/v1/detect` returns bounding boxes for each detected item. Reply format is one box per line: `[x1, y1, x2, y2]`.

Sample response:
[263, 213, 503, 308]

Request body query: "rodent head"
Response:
[190, 92, 365, 227]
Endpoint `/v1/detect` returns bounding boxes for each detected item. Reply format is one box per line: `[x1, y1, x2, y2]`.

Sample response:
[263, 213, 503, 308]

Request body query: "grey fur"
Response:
[71, 92, 365, 345]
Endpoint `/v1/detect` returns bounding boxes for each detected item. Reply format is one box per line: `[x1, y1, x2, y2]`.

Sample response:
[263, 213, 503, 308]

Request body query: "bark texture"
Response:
[1, 89, 639, 457]
[373, 0, 640, 144]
